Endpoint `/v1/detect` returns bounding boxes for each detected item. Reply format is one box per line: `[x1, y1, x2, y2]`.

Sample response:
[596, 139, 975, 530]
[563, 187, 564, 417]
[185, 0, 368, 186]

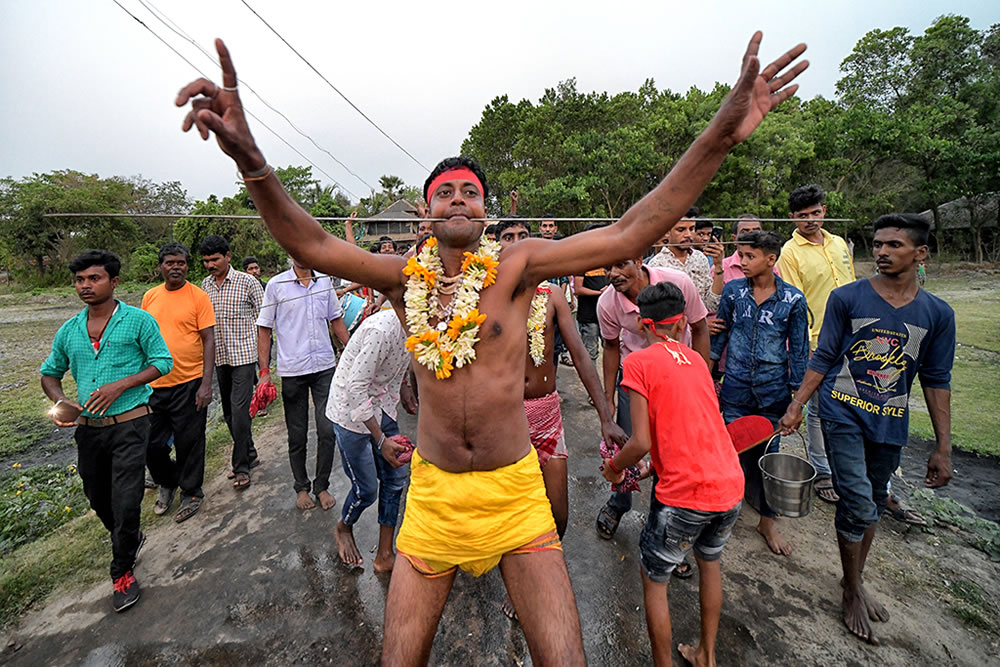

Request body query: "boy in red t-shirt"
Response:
[602, 281, 744, 667]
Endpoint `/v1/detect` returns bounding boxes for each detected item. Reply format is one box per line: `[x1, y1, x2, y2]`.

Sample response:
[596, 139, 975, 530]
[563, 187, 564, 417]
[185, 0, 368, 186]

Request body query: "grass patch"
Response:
[909, 347, 1000, 456]
[0, 402, 283, 629]
[0, 463, 89, 555]
[907, 273, 1000, 456]
[945, 579, 1000, 637]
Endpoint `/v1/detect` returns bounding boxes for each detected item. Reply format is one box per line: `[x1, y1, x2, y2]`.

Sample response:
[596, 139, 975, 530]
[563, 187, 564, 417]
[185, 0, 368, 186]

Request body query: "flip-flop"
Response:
[596, 504, 621, 540]
[233, 472, 251, 490]
[227, 458, 262, 479]
[174, 496, 202, 523]
[815, 477, 839, 503]
[888, 504, 927, 526]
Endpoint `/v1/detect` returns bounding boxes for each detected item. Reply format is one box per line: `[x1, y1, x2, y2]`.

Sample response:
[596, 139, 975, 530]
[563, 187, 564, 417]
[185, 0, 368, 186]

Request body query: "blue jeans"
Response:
[335, 412, 408, 527]
[807, 397, 832, 478]
[720, 377, 789, 520]
[821, 419, 902, 542]
[640, 497, 741, 583]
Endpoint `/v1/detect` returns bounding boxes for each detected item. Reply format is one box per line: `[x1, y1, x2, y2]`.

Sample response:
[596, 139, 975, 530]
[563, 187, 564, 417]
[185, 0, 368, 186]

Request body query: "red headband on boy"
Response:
[425, 168, 484, 204]
[641, 313, 683, 327]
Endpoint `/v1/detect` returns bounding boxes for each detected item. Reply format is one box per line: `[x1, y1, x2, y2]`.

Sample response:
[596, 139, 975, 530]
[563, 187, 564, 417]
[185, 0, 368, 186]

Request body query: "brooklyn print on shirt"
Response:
[809, 279, 955, 446]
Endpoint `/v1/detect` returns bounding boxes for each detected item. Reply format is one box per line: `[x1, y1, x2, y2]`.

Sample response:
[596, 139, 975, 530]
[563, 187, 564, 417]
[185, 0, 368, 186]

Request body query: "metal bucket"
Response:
[758, 433, 817, 518]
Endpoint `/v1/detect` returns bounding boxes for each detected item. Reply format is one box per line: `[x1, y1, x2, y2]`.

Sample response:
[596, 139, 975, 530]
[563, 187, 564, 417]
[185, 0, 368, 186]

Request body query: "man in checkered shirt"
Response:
[199, 235, 264, 489]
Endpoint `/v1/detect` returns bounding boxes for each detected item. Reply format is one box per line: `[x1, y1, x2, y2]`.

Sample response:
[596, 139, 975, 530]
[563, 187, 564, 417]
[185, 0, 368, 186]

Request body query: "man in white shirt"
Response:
[326, 310, 416, 572]
[646, 207, 724, 312]
[256, 260, 349, 511]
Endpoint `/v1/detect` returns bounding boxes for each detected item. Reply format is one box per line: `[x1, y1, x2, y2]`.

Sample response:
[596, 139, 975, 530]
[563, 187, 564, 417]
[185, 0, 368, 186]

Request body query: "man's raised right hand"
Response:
[175, 39, 266, 173]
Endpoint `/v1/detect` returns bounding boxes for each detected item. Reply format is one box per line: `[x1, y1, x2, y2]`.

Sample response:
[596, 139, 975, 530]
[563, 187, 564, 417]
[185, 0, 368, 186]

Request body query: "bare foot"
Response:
[373, 549, 395, 572]
[678, 642, 715, 666]
[335, 520, 363, 568]
[502, 595, 519, 622]
[840, 578, 890, 622]
[295, 490, 316, 510]
[756, 517, 792, 556]
[842, 587, 879, 644]
[316, 490, 336, 511]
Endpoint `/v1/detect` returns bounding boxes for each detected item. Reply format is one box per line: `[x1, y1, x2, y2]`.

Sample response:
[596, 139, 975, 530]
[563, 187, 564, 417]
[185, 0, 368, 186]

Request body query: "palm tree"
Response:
[379, 175, 405, 201]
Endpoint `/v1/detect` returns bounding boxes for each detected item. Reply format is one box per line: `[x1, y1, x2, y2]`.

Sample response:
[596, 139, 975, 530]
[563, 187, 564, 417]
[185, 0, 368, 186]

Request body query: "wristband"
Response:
[376, 433, 386, 449]
[607, 458, 622, 475]
[791, 396, 806, 408]
[259, 368, 270, 378]
[241, 164, 273, 182]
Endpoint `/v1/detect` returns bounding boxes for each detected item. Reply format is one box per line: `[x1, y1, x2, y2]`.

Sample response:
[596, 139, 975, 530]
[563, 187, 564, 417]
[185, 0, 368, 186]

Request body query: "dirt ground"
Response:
[2, 366, 998, 666]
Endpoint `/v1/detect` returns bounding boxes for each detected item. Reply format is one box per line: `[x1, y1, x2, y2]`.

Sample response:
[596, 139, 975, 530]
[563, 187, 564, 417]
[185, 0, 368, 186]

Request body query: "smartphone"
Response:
[712, 225, 725, 241]
[52, 400, 82, 423]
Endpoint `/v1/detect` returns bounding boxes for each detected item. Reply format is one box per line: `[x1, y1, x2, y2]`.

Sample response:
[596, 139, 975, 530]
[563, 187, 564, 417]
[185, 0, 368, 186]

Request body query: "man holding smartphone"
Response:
[646, 207, 725, 311]
[41, 250, 173, 613]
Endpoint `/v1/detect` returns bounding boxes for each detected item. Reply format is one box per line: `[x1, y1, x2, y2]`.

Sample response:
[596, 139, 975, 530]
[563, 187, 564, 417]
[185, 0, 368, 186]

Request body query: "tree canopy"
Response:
[3, 15, 998, 286]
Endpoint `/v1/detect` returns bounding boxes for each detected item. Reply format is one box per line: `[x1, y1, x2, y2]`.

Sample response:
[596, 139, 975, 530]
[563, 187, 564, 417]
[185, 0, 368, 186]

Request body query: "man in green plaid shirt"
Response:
[41, 250, 173, 613]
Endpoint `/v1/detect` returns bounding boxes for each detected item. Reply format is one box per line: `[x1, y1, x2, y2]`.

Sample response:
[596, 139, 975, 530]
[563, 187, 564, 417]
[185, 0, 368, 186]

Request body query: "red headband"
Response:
[425, 168, 484, 204]
[641, 314, 683, 327]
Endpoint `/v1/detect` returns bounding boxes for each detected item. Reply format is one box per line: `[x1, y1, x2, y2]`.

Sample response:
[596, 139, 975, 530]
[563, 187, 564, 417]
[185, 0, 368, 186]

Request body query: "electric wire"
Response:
[112, 0, 360, 200]
[239, 0, 429, 171]
[135, 0, 377, 193]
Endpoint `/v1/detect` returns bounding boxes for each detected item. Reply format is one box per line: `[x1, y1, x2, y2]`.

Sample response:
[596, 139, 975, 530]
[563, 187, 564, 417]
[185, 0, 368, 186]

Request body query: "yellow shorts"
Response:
[395, 447, 561, 578]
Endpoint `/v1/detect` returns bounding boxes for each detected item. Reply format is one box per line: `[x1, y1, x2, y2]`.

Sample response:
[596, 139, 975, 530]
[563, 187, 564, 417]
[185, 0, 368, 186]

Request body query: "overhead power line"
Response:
[112, 0, 360, 200]
[135, 0, 376, 193]
[240, 0, 429, 171]
[43, 213, 856, 223]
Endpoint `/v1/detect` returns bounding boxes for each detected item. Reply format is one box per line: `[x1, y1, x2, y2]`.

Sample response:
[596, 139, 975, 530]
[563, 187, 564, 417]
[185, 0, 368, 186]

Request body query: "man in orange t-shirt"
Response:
[141, 242, 216, 523]
[602, 281, 743, 667]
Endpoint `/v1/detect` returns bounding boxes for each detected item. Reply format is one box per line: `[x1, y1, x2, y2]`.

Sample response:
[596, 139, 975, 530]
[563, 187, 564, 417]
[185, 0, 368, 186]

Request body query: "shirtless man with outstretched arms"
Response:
[176, 33, 807, 666]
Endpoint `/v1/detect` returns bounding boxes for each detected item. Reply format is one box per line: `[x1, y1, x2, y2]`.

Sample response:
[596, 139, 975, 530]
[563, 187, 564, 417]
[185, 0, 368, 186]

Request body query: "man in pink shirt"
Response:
[595, 259, 708, 544]
[720, 214, 781, 283]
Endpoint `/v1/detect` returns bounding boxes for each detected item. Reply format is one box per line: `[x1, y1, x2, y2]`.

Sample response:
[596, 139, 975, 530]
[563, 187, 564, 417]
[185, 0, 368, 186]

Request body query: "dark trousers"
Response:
[217, 363, 258, 475]
[146, 377, 207, 498]
[282, 367, 337, 494]
[75, 415, 149, 580]
[720, 377, 791, 520]
[608, 368, 639, 516]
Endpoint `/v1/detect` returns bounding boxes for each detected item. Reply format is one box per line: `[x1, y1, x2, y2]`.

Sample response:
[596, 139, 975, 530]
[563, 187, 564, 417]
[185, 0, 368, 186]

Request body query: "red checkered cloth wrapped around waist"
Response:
[523, 391, 568, 467]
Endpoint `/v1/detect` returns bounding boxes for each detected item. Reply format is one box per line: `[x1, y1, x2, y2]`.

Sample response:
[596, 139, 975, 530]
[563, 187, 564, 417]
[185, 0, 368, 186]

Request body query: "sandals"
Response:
[227, 458, 262, 480]
[673, 559, 694, 579]
[174, 496, 202, 523]
[233, 472, 251, 490]
[596, 504, 621, 540]
[153, 487, 176, 515]
[815, 477, 840, 503]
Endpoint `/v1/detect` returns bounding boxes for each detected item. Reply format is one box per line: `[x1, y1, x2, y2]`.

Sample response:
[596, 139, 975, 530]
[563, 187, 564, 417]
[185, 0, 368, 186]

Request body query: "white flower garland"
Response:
[403, 234, 501, 379]
[528, 282, 551, 366]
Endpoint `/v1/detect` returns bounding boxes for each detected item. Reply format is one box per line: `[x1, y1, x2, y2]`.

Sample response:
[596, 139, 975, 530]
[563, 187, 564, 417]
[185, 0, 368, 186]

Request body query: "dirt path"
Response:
[2, 368, 999, 665]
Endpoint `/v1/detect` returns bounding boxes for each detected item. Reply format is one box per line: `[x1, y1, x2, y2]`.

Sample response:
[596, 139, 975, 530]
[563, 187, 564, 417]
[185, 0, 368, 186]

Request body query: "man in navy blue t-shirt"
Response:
[779, 213, 954, 646]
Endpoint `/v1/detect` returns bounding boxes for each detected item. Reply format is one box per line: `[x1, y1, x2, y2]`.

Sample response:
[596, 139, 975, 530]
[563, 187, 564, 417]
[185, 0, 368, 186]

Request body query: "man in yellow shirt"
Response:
[777, 185, 855, 503]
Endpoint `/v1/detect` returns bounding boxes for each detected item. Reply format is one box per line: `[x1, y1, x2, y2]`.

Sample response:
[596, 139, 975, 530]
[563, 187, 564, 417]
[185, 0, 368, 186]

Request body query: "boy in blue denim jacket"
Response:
[710, 231, 809, 555]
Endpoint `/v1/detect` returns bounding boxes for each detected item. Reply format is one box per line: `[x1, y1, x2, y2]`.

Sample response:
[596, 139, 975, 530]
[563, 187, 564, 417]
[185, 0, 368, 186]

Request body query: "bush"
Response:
[128, 243, 161, 283]
[0, 463, 88, 556]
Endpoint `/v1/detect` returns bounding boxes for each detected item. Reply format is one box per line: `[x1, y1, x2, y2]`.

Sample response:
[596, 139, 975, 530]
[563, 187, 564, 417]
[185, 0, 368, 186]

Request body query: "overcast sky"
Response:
[1, 1, 995, 204]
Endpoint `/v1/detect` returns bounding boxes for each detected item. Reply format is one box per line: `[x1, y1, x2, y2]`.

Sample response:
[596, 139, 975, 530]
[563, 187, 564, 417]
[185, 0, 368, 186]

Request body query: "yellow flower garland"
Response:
[528, 282, 551, 366]
[403, 235, 500, 379]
